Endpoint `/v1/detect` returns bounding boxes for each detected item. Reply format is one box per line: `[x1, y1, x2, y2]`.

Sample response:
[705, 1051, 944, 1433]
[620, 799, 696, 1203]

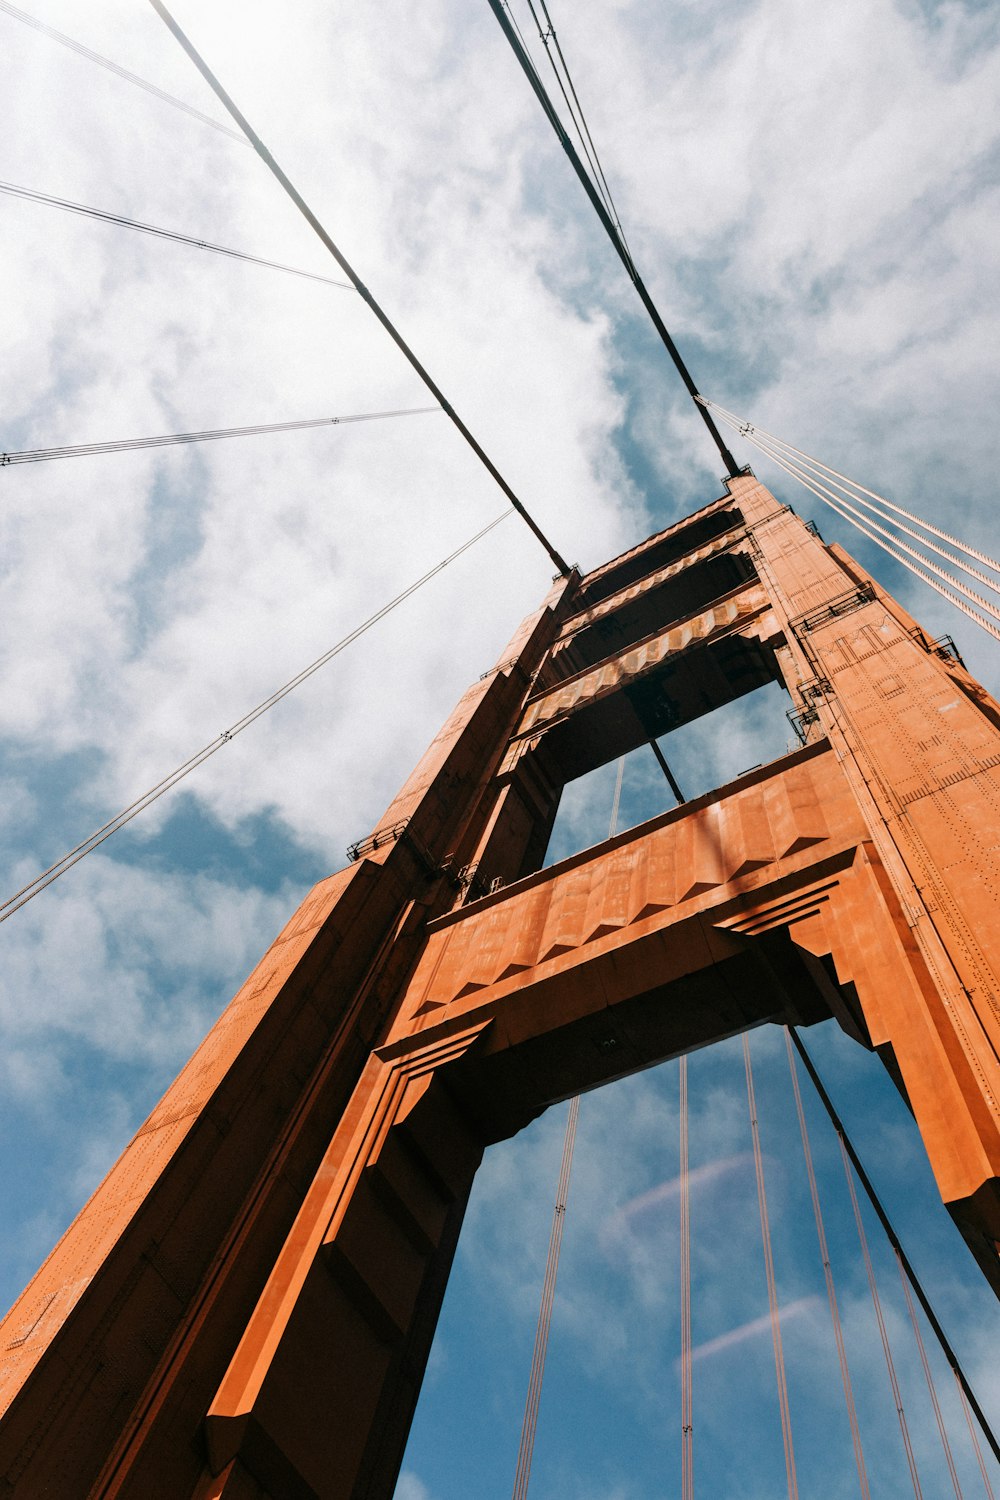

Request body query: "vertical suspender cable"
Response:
[679, 1053, 694, 1500]
[743, 1034, 799, 1500]
[609, 754, 625, 837]
[148, 0, 571, 578]
[511, 1095, 581, 1500]
[895, 1252, 965, 1499]
[839, 1137, 923, 1498]
[784, 1029, 870, 1499]
[954, 1374, 998, 1500]
[786, 1027, 1000, 1470]
[511, 755, 628, 1497]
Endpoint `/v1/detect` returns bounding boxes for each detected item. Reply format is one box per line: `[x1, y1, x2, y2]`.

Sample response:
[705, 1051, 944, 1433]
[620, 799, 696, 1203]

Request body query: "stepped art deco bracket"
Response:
[1, 474, 999, 1499]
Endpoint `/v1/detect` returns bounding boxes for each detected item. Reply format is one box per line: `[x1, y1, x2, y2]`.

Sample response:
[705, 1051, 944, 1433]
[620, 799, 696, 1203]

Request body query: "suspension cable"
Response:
[784, 1029, 870, 1498]
[148, 0, 571, 577]
[485, 0, 740, 479]
[679, 1052, 694, 1500]
[0, 511, 510, 925]
[786, 1027, 1000, 1469]
[895, 1250, 965, 1499]
[701, 398, 1000, 582]
[743, 1033, 799, 1500]
[0, 405, 439, 469]
[707, 407, 1000, 644]
[840, 1135, 923, 1497]
[511, 1094, 580, 1500]
[649, 738, 685, 803]
[0, 0, 246, 143]
[0, 180, 353, 291]
[522, 0, 632, 258]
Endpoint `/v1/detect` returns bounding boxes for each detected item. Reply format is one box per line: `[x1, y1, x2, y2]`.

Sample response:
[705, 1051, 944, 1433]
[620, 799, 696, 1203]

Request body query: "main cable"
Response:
[0, 405, 439, 468]
[0, 180, 353, 291]
[522, 0, 632, 259]
[486, 0, 740, 479]
[148, 0, 571, 577]
[0, 0, 246, 142]
[0, 511, 510, 925]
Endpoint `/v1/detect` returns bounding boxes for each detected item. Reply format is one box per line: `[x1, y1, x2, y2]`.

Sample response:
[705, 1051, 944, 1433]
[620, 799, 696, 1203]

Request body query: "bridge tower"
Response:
[1, 472, 998, 1498]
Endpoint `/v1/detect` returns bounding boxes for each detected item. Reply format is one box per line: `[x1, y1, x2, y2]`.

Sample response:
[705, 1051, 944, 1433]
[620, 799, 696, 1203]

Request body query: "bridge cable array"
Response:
[700, 398, 1000, 645]
[516, 1022, 998, 1493]
[0, 1, 247, 142]
[487, 0, 740, 479]
[788, 1026, 1000, 1468]
[0, 511, 510, 926]
[0, 181, 354, 291]
[840, 1129, 924, 1496]
[897, 1249, 966, 1498]
[148, 0, 571, 578]
[0, 405, 440, 470]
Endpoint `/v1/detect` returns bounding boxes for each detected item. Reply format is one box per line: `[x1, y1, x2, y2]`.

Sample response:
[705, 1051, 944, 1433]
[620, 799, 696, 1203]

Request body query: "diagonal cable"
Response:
[708, 406, 1000, 644]
[702, 398, 1000, 582]
[0, 180, 353, 290]
[148, 0, 570, 576]
[724, 420, 1000, 625]
[0, 405, 439, 468]
[0, 0, 246, 142]
[0, 511, 510, 925]
[704, 399, 1000, 597]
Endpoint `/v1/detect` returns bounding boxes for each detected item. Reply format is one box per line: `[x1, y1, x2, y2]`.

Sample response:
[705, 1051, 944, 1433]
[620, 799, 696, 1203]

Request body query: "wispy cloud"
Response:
[685, 1295, 822, 1366]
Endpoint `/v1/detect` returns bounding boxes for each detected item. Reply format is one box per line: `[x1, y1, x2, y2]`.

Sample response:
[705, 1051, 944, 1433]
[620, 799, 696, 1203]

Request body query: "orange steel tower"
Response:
[1, 473, 999, 1499]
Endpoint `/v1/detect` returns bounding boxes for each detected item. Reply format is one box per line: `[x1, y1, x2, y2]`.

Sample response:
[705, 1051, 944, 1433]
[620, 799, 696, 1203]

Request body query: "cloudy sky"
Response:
[2, 0, 1000, 1495]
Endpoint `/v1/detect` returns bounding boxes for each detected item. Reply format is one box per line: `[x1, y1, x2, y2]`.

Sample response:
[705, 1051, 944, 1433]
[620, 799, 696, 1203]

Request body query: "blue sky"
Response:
[2, 0, 1000, 1495]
